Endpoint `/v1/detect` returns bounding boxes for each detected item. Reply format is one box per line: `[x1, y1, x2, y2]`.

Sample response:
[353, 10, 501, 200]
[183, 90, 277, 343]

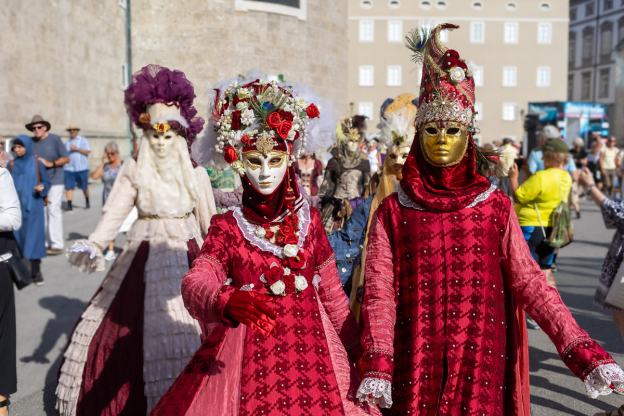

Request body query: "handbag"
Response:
[10, 158, 49, 206]
[606, 261, 624, 310]
[0, 247, 32, 290]
[534, 174, 574, 249]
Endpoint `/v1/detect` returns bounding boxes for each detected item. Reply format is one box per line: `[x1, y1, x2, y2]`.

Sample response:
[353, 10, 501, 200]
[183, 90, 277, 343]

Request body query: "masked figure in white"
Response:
[56, 65, 217, 416]
[150, 76, 380, 416]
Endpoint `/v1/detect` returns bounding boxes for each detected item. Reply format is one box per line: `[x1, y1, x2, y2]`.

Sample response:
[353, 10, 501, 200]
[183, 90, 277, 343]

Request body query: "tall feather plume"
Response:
[405, 27, 433, 64]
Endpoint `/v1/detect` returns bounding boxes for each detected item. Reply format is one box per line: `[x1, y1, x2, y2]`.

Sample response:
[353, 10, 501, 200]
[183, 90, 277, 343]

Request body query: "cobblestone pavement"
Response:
[6, 185, 624, 415]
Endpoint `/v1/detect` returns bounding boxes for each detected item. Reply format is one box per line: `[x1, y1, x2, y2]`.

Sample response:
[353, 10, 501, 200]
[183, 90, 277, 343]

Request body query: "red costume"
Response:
[151, 77, 380, 416]
[356, 24, 623, 415]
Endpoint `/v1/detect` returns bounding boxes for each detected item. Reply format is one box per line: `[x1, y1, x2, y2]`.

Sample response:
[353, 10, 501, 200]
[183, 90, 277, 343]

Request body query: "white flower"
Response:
[255, 227, 267, 238]
[283, 244, 299, 258]
[237, 88, 250, 99]
[294, 275, 308, 291]
[241, 109, 255, 125]
[287, 129, 296, 141]
[232, 160, 246, 176]
[236, 102, 248, 112]
[283, 267, 291, 276]
[295, 97, 307, 108]
[228, 130, 244, 148]
[270, 280, 286, 296]
[449, 66, 466, 83]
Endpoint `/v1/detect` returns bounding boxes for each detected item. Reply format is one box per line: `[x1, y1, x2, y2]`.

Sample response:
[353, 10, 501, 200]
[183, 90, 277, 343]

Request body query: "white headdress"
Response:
[377, 93, 418, 153]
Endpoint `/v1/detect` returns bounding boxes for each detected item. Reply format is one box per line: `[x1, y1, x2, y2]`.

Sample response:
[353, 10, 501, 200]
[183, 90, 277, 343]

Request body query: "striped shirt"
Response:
[64, 135, 91, 172]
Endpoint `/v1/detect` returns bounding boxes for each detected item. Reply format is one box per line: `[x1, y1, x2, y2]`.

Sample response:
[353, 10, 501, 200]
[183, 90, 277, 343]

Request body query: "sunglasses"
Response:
[33, 125, 46, 130]
[69, 129, 78, 132]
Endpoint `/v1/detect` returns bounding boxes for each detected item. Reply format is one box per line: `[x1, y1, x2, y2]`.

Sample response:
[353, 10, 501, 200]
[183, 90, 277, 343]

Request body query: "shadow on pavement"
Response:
[66, 232, 89, 241]
[20, 296, 88, 415]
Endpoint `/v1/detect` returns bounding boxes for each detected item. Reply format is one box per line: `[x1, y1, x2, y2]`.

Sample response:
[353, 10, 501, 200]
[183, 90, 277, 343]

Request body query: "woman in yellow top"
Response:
[509, 138, 572, 292]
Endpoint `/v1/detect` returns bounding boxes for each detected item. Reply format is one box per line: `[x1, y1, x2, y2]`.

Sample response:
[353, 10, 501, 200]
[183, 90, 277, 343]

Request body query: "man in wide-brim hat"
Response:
[63, 122, 91, 211]
[26, 115, 70, 266]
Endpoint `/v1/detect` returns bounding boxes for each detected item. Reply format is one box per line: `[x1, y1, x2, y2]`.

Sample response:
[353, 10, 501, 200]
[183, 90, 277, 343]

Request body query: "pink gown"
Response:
[151, 202, 380, 416]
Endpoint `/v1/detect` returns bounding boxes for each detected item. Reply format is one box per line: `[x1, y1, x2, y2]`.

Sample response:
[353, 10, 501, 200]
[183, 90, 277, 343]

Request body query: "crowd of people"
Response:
[2, 23, 624, 416]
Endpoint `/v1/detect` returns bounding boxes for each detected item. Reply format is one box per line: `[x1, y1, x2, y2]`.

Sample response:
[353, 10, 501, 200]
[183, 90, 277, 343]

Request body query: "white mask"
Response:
[243, 150, 288, 195]
[347, 140, 358, 152]
[146, 128, 178, 159]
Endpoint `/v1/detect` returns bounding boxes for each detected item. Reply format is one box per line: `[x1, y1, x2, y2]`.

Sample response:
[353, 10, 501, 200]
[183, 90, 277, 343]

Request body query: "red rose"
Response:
[267, 112, 282, 129]
[223, 147, 238, 164]
[285, 214, 299, 226]
[265, 230, 275, 239]
[266, 267, 282, 285]
[284, 275, 296, 294]
[276, 120, 293, 139]
[287, 251, 306, 269]
[278, 110, 294, 122]
[231, 110, 242, 130]
[445, 49, 460, 59]
[232, 96, 240, 106]
[241, 135, 250, 145]
[276, 235, 285, 245]
[279, 225, 293, 235]
[284, 234, 298, 245]
[306, 103, 320, 119]
[443, 57, 459, 69]
[457, 60, 468, 71]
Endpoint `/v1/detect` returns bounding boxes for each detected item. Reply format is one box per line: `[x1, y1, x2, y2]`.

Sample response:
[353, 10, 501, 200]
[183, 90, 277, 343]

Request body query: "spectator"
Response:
[578, 167, 624, 345]
[64, 123, 91, 210]
[363, 139, 381, 174]
[600, 136, 620, 197]
[570, 137, 588, 218]
[509, 139, 573, 330]
[527, 125, 578, 178]
[0, 167, 21, 416]
[498, 138, 519, 197]
[0, 136, 12, 169]
[9, 136, 51, 286]
[26, 115, 69, 255]
[587, 133, 604, 190]
[293, 153, 323, 196]
[91, 142, 121, 261]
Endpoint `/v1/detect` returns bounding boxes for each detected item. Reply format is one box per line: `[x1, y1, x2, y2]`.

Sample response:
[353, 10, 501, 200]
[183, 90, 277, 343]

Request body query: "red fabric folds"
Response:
[399, 132, 491, 213]
[241, 165, 301, 225]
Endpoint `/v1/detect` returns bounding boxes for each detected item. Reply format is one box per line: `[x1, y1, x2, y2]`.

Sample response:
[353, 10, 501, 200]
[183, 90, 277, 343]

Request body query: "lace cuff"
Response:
[66, 240, 105, 274]
[560, 338, 616, 379]
[584, 363, 624, 398]
[360, 349, 394, 380]
[356, 377, 392, 408]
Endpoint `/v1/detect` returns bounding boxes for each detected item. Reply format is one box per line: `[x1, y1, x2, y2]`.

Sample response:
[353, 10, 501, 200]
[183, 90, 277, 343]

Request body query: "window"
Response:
[502, 103, 517, 121]
[473, 66, 484, 87]
[474, 102, 483, 121]
[415, 67, 423, 85]
[539, 2, 551, 11]
[537, 23, 552, 44]
[600, 21, 613, 62]
[360, 0, 373, 9]
[438, 23, 449, 42]
[502, 67, 517, 87]
[570, 8, 577, 21]
[473, 136, 482, 146]
[122, 63, 129, 88]
[599, 69, 610, 98]
[605, 0, 614, 11]
[255, 0, 300, 6]
[388, 21, 402, 42]
[420, 1, 432, 9]
[568, 74, 574, 101]
[472, 1, 484, 10]
[359, 66, 374, 86]
[119, 0, 127, 8]
[586, 2, 595, 16]
[359, 20, 374, 42]
[569, 32, 576, 66]
[619, 17, 624, 43]
[506, 2, 517, 11]
[582, 27, 595, 66]
[389, 0, 400, 8]
[359, 103, 374, 121]
[435, 1, 448, 9]
[581, 72, 592, 100]
[504, 23, 518, 44]
[236, 0, 305, 20]
[536, 67, 551, 87]
[387, 66, 402, 86]
[471, 22, 485, 43]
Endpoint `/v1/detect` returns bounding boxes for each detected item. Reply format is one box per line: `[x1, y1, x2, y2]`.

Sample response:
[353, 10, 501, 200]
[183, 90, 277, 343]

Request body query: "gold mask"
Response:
[420, 121, 469, 167]
[386, 145, 411, 179]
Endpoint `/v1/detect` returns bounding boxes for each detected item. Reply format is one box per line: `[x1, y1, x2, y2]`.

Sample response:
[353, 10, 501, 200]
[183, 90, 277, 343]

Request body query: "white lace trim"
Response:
[356, 377, 393, 409]
[397, 183, 497, 211]
[229, 200, 311, 259]
[584, 363, 624, 399]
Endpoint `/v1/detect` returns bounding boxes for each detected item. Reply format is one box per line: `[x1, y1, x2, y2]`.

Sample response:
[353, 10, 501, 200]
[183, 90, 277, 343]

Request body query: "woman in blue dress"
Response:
[9, 135, 50, 286]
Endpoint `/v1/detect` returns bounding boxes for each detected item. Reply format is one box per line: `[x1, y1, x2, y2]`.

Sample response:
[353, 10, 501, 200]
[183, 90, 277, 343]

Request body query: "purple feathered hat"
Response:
[124, 65, 204, 148]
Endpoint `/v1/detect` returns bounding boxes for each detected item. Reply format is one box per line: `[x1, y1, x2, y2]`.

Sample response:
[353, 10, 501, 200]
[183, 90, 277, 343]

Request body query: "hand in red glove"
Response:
[223, 291, 280, 336]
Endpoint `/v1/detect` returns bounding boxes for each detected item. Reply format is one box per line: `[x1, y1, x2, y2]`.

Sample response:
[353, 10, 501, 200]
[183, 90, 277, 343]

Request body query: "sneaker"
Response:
[46, 248, 63, 255]
[576, 211, 581, 219]
[551, 263, 558, 273]
[104, 250, 116, 262]
[85, 200, 90, 209]
[33, 273, 45, 286]
[526, 316, 540, 330]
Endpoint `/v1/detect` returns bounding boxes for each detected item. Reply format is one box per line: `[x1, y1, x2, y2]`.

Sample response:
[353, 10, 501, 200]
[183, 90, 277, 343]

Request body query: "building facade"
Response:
[348, 0, 569, 146]
[1, 0, 348, 170]
[569, 0, 624, 139]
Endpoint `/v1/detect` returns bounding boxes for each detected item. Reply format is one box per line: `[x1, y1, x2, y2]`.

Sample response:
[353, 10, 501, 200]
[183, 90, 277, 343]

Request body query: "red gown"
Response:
[151, 202, 380, 416]
[359, 186, 616, 416]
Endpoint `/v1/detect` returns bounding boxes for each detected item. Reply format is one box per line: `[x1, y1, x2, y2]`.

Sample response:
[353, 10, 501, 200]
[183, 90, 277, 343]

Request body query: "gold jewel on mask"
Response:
[420, 121, 469, 167]
[255, 132, 276, 156]
[243, 150, 288, 171]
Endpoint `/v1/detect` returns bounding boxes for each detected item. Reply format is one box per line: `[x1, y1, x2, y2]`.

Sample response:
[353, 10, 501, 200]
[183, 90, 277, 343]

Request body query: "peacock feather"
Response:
[405, 27, 433, 65]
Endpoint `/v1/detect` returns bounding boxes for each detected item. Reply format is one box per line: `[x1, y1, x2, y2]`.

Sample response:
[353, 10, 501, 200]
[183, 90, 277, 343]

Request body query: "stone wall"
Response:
[0, 0, 130, 166]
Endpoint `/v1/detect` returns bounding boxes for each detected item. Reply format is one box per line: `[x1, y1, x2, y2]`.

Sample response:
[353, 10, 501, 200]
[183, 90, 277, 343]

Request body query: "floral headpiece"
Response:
[211, 79, 320, 176]
[406, 23, 476, 128]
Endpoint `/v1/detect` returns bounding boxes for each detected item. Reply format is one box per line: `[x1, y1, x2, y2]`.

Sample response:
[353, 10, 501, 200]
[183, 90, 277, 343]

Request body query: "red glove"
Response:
[224, 291, 280, 336]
